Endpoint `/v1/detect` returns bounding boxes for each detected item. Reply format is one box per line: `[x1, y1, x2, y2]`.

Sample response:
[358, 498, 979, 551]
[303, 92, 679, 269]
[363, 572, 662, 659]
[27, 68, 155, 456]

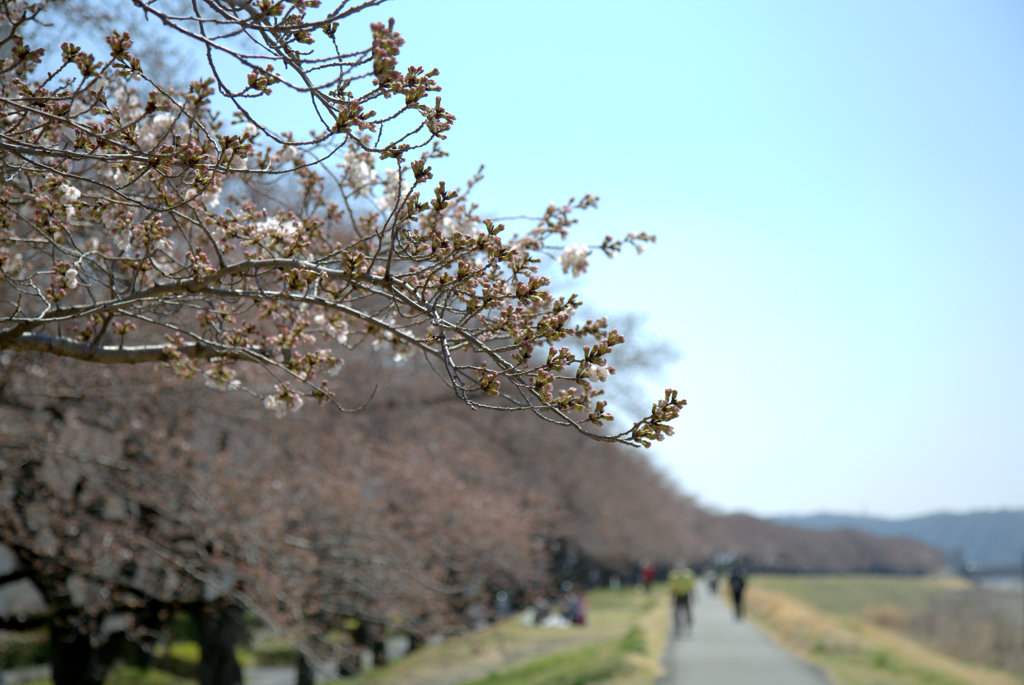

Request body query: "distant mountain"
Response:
[772, 510, 1024, 569]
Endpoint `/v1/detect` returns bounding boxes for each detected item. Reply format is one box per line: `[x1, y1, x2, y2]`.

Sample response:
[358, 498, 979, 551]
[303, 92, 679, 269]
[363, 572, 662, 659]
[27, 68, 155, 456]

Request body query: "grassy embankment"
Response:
[4, 585, 671, 685]
[746, 574, 1024, 685]
[339, 585, 671, 685]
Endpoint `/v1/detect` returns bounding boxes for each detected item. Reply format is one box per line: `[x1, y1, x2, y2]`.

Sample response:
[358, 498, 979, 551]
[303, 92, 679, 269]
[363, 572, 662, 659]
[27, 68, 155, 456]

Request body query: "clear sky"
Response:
[290, 1, 1024, 518]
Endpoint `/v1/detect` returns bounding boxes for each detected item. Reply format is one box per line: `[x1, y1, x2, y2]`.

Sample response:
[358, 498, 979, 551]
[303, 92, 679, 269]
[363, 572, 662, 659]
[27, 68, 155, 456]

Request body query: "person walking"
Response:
[668, 563, 696, 637]
[641, 560, 656, 592]
[729, 567, 747, 620]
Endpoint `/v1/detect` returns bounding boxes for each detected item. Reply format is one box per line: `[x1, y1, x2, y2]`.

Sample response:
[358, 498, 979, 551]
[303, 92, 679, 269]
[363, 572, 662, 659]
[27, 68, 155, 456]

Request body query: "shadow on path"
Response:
[1, 664, 297, 685]
[657, 587, 833, 685]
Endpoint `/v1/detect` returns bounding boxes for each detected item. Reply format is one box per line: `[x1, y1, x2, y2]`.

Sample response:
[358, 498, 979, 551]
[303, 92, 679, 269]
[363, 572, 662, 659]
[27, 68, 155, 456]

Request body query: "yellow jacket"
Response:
[669, 567, 696, 596]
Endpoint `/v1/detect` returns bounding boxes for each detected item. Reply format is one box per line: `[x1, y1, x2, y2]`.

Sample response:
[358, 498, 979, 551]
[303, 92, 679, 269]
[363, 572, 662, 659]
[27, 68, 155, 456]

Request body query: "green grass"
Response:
[243, 633, 301, 666]
[0, 628, 50, 668]
[105, 666, 194, 685]
[332, 585, 669, 685]
[753, 574, 961, 618]
[158, 639, 201, 664]
[11, 666, 194, 685]
[4, 587, 666, 685]
[618, 625, 646, 655]
[7, 636, 283, 685]
[460, 626, 647, 685]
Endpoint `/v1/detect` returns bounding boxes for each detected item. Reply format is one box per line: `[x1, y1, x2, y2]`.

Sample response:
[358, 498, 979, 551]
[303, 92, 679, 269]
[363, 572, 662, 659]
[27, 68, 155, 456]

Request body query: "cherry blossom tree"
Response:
[0, 351, 558, 684]
[0, 360, 239, 684]
[0, 0, 683, 447]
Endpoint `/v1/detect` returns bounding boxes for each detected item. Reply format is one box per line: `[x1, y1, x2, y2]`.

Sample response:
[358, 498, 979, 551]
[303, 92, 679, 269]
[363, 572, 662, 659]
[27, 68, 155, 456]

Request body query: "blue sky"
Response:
[290, 1, 1024, 517]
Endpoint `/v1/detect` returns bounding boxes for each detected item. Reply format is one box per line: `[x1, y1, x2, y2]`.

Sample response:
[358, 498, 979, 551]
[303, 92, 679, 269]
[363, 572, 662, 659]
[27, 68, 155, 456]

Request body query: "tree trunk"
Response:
[49, 620, 108, 685]
[194, 605, 244, 685]
[296, 653, 314, 685]
[353, 620, 386, 666]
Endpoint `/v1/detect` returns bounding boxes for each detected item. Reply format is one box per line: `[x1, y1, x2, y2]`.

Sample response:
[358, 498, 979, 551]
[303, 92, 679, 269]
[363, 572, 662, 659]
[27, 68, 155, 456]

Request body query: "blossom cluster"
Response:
[558, 244, 590, 277]
[0, 0, 683, 447]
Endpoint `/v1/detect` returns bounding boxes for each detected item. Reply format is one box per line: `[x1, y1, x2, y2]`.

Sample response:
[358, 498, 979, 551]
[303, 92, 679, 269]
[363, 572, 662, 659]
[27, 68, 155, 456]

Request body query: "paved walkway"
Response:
[657, 587, 833, 685]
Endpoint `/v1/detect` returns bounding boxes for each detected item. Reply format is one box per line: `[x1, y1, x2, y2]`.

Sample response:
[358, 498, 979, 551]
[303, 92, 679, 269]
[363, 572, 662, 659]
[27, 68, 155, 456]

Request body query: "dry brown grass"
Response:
[861, 603, 911, 630]
[603, 588, 672, 685]
[905, 586, 1024, 674]
[747, 580, 1023, 685]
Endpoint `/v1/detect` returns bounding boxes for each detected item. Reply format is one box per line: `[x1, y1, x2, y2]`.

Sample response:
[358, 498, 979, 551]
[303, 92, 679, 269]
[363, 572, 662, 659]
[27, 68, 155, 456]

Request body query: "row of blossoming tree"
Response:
[1, 350, 703, 684]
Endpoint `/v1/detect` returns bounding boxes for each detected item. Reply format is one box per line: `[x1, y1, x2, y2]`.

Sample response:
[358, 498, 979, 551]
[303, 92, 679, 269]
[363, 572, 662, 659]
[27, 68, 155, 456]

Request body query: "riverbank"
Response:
[746, 574, 1023, 685]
